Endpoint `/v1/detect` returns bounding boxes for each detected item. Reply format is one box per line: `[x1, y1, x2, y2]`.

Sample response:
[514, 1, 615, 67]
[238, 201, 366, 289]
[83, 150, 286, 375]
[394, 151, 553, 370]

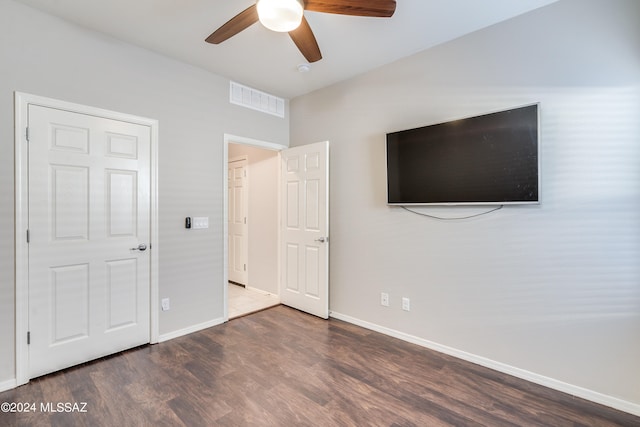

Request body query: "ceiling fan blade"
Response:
[205, 4, 259, 44]
[304, 0, 396, 17]
[289, 16, 322, 63]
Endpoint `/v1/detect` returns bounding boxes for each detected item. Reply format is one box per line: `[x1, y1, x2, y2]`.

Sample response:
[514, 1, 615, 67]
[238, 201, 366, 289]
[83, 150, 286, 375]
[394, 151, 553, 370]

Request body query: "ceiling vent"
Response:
[230, 81, 285, 118]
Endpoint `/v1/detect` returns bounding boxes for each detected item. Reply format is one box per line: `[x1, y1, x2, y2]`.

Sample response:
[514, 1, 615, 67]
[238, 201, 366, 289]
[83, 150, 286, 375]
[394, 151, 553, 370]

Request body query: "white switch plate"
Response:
[161, 298, 170, 311]
[192, 217, 209, 229]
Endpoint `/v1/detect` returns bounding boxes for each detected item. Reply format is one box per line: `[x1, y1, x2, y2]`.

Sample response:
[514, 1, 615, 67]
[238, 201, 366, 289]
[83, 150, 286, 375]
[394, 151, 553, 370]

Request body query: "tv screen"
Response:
[386, 104, 539, 205]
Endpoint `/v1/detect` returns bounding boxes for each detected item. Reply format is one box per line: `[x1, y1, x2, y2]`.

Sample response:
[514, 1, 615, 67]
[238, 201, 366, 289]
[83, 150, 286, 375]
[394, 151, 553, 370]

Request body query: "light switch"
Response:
[192, 217, 209, 229]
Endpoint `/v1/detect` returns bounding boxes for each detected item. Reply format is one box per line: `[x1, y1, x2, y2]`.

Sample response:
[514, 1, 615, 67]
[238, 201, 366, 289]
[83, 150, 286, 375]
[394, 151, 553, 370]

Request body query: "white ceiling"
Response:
[15, 0, 558, 99]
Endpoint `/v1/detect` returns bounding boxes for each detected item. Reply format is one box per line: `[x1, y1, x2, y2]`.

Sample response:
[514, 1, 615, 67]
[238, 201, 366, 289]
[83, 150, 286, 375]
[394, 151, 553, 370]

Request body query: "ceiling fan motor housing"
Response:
[257, 0, 305, 32]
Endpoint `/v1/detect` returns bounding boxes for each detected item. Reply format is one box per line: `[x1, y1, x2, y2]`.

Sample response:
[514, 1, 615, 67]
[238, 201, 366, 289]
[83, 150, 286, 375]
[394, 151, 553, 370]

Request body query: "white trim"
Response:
[14, 92, 160, 386]
[225, 134, 287, 152]
[149, 120, 160, 344]
[157, 318, 225, 343]
[14, 93, 29, 386]
[223, 134, 286, 322]
[246, 286, 277, 297]
[0, 379, 17, 393]
[329, 311, 640, 417]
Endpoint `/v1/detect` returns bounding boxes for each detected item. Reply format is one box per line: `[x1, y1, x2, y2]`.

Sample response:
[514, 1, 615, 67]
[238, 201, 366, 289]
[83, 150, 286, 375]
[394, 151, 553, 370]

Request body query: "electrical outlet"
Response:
[381, 292, 389, 307]
[161, 298, 170, 311]
[402, 297, 410, 311]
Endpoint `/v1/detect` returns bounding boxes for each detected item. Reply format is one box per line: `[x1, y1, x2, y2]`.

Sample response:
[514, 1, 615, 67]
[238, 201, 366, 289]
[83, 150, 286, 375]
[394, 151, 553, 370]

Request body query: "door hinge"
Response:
[27, 331, 30, 345]
[244, 217, 247, 224]
[25, 127, 29, 142]
[244, 264, 247, 272]
[26, 229, 30, 243]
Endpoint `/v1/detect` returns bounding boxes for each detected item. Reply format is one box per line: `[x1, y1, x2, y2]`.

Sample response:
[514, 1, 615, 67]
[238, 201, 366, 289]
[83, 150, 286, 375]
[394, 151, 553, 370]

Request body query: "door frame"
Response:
[223, 134, 286, 321]
[14, 92, 160, 386]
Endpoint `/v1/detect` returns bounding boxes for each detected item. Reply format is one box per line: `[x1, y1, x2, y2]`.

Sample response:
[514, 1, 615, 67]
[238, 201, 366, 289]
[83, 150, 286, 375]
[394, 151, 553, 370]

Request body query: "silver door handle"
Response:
[130, 243, 147, 251]
[315, 237, 328, 243]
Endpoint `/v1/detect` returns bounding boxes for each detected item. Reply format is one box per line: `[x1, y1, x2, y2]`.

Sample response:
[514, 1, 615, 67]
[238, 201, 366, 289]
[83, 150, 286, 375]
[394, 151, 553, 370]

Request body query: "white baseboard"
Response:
[157, 317, 225, 343]
[246, 286, 278, 298]
[0, 378, 17, 393]
[329, 311, 640, 417]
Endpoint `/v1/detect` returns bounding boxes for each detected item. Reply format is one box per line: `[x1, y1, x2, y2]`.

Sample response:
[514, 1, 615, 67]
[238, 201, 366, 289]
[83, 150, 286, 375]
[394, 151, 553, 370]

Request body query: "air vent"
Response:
[230, 81, 285, 118]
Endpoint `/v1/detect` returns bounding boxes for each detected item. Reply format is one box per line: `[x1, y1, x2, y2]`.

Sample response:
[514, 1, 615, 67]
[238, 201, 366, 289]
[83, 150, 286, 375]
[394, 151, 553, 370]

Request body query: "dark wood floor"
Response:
[1, 305, 638, 426]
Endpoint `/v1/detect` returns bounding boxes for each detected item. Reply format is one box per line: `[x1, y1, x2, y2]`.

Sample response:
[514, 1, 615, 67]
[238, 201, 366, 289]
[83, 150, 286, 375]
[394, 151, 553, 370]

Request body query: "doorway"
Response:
[223, 134, 330, 321]
[225, 136, 283, 319]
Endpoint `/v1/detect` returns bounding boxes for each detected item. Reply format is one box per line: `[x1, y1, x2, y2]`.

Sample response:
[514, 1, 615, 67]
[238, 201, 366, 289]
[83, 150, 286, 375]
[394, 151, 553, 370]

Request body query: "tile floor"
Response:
[228, 282, 280, 319]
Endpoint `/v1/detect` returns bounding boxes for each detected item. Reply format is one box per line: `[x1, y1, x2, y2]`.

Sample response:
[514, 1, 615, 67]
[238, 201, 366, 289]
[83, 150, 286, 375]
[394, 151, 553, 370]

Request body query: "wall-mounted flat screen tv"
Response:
[386, 104, 539, 206]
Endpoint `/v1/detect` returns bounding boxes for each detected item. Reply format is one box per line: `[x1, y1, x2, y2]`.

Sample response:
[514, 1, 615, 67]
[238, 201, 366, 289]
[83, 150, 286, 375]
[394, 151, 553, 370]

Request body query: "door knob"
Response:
[315, 237, 327, 243]
[130, 243, 147, 251]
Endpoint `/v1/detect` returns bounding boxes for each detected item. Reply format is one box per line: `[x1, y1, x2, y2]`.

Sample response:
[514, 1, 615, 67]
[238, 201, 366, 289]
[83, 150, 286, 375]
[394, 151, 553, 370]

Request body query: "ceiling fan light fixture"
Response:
[257, 0, 304, 32]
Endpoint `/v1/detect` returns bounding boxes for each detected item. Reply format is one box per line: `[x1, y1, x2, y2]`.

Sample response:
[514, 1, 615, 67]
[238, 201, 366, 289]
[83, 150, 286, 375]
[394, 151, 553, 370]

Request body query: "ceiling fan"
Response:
[205, 0, 397, 63]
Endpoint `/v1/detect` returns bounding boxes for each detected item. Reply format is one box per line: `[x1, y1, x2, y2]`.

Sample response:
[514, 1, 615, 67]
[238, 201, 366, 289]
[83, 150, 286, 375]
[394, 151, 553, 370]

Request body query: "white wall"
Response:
[228, 143, 279, 294]
[0, 0, 288, 385]
[291, 0, 640, 410]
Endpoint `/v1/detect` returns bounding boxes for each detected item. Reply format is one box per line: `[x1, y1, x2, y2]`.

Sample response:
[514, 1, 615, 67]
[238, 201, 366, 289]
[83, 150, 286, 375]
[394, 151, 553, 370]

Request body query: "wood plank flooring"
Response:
[1, 305, 638, 426]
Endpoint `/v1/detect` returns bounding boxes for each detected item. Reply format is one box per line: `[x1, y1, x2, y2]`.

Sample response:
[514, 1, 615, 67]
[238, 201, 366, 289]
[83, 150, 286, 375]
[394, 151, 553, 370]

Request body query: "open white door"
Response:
[280, 141, 329, 319]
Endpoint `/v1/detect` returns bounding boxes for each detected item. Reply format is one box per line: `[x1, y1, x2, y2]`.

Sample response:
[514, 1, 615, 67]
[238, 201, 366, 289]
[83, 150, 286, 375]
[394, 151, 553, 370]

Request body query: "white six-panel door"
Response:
[228, 157, 248, 286]
[280, 141, 329, 319]
[28, 105, 151, 379]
